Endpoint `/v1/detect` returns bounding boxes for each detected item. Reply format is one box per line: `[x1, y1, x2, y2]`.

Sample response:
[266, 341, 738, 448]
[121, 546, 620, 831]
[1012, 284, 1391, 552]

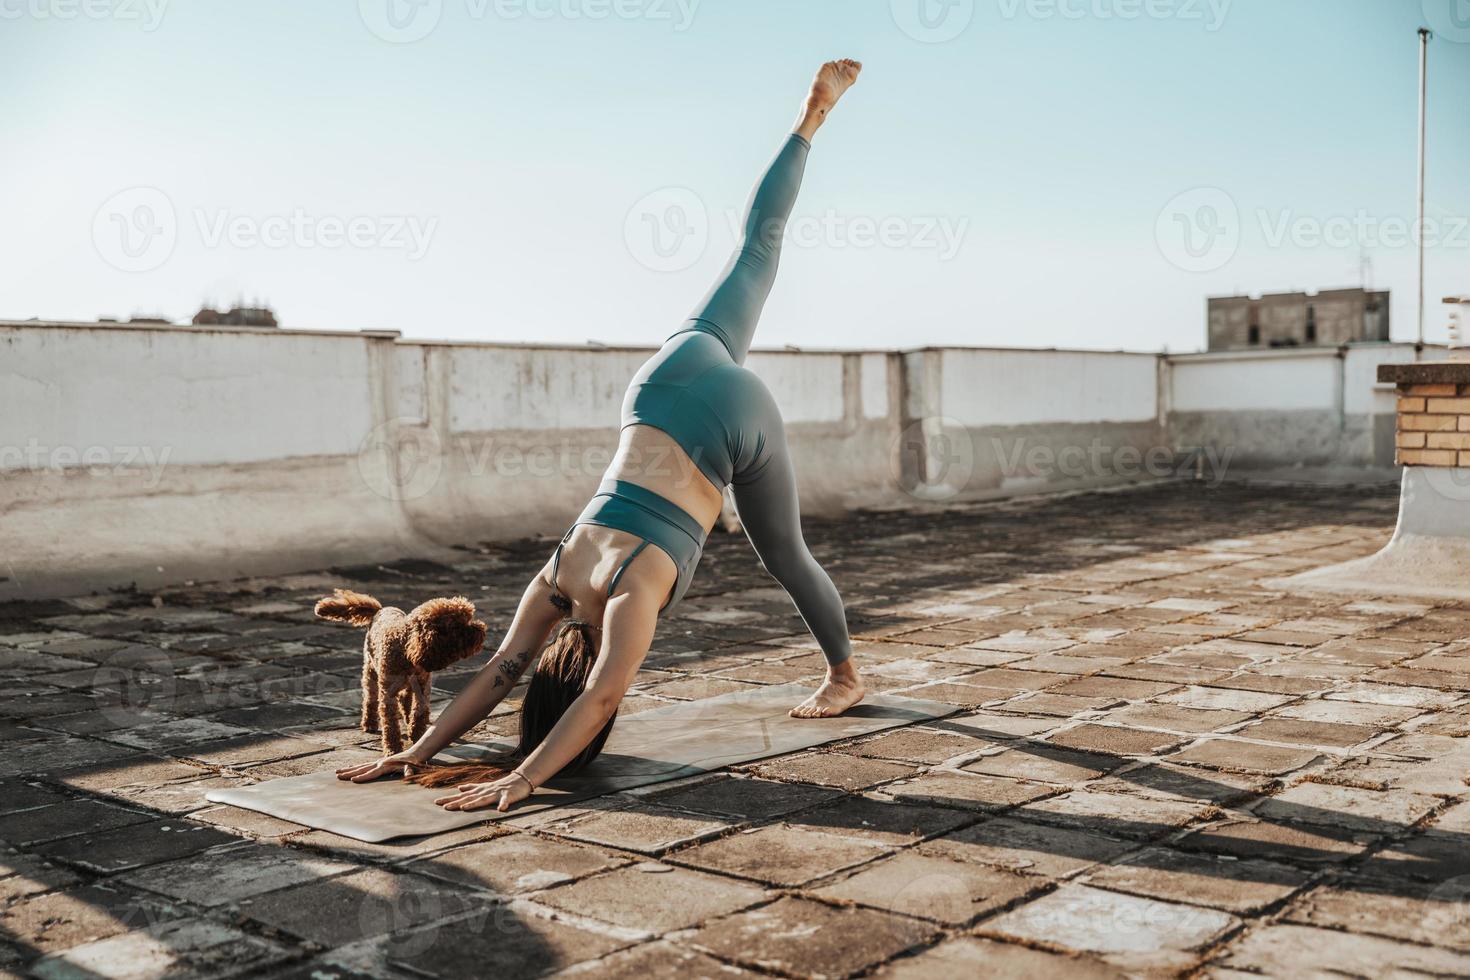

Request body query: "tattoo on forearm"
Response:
[491, 648, 536, 690]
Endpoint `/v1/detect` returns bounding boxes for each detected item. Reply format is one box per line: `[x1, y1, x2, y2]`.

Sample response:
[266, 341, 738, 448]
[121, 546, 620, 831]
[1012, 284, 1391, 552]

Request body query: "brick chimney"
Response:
[1380, 363, 1470, 468]
[1278, 360, 1469, 602]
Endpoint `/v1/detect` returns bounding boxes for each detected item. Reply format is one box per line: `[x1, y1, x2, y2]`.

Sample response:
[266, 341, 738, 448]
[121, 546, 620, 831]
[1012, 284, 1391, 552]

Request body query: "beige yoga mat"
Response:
[205, 683, 956, 843]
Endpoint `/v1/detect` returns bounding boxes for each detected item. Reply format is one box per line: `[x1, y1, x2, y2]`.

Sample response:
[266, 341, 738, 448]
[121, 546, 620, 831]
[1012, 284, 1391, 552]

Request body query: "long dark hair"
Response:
[517, 620, 616, 763]
[407, 617, 617, 788]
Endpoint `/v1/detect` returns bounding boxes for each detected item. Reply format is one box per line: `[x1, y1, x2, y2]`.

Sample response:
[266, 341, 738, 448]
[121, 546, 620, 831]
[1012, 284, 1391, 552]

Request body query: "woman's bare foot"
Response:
[795, 59, 862, 141]
[806, 58, 862, 114]
[790, 659, 865, 718]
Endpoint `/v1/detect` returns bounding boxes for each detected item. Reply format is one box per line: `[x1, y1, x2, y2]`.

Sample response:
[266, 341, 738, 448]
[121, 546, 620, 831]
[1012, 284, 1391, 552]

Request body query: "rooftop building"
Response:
[192, 304, 279, 328]
[1208, 287, 1389, 351]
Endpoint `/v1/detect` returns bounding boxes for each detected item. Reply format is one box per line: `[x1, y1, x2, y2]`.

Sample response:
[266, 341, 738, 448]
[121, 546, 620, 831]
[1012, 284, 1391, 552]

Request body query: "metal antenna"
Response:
[1417, 27, 1431, 347]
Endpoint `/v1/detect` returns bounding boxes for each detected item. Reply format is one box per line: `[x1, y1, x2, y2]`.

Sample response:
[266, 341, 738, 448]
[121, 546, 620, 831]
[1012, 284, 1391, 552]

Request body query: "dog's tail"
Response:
[314, 589, 383, 627]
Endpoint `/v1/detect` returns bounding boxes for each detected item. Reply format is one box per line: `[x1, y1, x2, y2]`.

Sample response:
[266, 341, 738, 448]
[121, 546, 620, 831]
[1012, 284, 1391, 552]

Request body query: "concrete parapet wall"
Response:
[1164, 344, 1433, 473]
[897, 347, 1167, 500]
[0, 321, 1439, 598]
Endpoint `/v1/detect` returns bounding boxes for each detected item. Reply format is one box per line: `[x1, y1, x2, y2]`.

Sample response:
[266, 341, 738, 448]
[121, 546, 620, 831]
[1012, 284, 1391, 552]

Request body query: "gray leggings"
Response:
[655, 133, 853, 666]
[685, 132, 852, 667]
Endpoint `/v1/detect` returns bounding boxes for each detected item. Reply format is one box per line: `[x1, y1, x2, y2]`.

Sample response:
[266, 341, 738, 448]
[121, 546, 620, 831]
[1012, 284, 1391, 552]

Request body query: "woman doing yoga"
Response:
[337, 59, 864, 812]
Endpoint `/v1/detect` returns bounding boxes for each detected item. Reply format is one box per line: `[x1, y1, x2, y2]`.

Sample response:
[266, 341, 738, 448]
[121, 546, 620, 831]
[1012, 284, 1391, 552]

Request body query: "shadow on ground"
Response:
[9, 481, 1468, 977]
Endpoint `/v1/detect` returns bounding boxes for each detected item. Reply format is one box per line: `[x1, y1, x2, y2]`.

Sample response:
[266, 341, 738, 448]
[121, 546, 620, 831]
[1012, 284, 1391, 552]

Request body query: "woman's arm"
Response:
[435, 584, 660, 810]
[337, 568, 563, 782]
[415, 571, 563, 754]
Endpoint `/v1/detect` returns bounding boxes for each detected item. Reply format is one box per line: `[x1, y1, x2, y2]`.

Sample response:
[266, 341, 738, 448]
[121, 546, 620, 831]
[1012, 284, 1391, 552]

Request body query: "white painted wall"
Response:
[0, 322, 1442, 598]
[1343, 344, 1414, 417]
[1169, 350, 1342, 413]
[0, 324, 375, 466]
[745, 351, 846, 424]
[1169, 343, 1423, 417]
[860, 352, 889, 420]
[937, 348, 1159, 426]
[1343, 343, 1458, 417]
[447, 345, 648, 432]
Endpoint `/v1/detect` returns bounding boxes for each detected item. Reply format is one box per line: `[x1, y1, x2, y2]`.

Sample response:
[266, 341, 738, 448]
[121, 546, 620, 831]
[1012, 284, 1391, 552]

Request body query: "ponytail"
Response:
[407, 618, 617, 789]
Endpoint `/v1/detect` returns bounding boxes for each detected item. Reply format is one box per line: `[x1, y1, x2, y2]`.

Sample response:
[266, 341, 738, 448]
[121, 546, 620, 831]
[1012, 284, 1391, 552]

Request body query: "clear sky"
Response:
[5, 0, 1468, 352]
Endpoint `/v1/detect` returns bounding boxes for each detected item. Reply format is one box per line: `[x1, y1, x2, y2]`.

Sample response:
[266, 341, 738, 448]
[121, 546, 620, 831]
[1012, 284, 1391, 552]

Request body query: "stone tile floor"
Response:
[3, 482, 1469, 978]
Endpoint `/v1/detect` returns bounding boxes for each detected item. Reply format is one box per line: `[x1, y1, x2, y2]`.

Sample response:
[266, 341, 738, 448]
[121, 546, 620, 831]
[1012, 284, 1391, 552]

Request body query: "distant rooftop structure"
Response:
[96, 314, 175, 326]
[1207, 287, 1389, 352]
[193, 304, 279, 328]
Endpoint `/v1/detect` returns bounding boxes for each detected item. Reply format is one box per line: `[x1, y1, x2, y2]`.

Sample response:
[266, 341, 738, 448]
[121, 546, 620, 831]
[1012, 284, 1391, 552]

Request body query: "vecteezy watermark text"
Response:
[357, 421, 712, 501]
[470, 0, 698, 26]
[358, 0, 699, 43]
[1257, 209, 1470, 251]
[92, 186, 438, 273]
[623, 185, 971, 273]
[1, 440, 172, 488]
[997, 0, 1230, 30]
[724, 210, 969, 262]
[992, 437, 1234, 487]
[891, 0, 1228, 43]
[0, 0, 168, 30]
[194, 209, 436, 260]
[1155, 184, 1470, 273]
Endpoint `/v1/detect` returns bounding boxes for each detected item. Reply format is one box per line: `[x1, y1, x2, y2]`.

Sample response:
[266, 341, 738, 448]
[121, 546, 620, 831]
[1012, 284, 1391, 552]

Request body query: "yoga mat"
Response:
[205, 683, 956, 843]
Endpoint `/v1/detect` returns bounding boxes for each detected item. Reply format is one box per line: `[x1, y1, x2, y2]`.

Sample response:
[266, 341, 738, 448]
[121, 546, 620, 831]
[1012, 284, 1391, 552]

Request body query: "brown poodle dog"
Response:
[314, 590, 487, 768]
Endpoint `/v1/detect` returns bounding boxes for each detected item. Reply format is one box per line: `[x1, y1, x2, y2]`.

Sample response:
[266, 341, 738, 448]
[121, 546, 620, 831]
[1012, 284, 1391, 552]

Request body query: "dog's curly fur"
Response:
[314, 589, 486, 769]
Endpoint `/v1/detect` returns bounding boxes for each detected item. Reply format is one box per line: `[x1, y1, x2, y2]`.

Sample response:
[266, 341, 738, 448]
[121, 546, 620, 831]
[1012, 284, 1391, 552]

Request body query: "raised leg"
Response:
[682, 60, 860, 364]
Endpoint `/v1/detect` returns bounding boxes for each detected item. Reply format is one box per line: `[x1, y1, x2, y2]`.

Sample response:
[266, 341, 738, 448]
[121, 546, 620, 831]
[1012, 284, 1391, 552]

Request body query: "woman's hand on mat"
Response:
[336, 750, 429, 782]
[433, 772, 533, 812]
